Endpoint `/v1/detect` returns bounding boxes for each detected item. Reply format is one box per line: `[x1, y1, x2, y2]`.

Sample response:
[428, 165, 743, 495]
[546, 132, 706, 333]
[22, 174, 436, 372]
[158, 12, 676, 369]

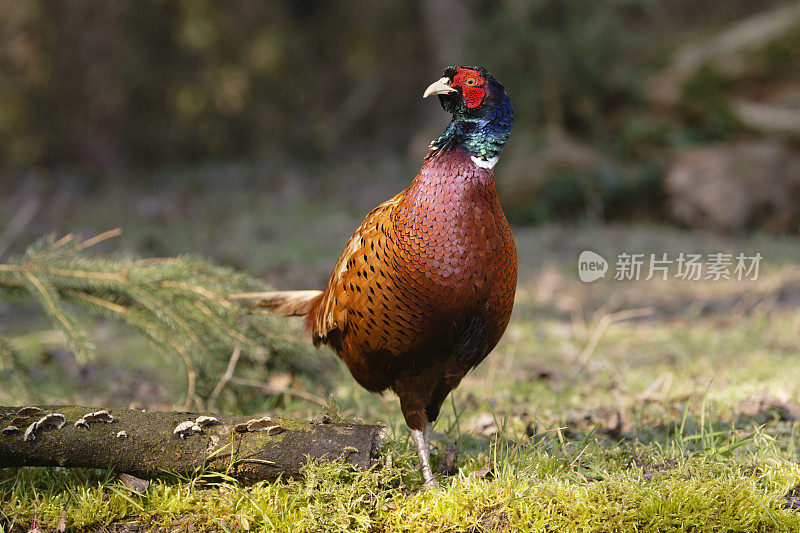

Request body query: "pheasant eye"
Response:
[465, 77, 477, 86]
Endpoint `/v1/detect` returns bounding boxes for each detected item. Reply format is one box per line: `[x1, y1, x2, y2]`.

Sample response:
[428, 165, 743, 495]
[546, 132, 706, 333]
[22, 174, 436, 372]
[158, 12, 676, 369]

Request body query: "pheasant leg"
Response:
[411, 428, 437, 487]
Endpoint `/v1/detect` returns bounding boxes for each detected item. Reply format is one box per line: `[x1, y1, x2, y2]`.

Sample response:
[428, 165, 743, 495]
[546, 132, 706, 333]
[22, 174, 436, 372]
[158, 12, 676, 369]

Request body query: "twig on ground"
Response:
[207, 346, 242, 411]
[227, 376, 328, 407]
[574, 307, 654, 369]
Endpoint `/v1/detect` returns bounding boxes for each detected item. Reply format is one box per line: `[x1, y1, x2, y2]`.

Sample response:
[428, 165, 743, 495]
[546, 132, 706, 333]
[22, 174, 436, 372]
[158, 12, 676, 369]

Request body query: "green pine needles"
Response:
[0, 230, 319, 409]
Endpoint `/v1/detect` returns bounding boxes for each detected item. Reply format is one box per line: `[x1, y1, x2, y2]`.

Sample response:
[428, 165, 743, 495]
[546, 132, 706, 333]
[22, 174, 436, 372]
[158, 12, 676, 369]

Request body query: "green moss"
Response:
[3, 434, 800, 532]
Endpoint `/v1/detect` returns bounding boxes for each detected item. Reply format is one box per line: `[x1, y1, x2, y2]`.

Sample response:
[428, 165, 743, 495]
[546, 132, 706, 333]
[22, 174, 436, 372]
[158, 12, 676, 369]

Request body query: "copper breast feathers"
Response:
[312, 149, 517, 374]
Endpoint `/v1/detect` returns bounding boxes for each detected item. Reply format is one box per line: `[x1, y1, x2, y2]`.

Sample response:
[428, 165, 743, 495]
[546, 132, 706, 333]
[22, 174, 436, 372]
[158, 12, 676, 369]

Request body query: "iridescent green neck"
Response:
[430, 95, 514, 161]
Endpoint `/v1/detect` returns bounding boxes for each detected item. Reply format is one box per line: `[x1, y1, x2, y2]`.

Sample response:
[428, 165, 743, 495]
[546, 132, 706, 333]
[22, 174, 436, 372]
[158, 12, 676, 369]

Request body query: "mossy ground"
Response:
[2, 179, 800, 531]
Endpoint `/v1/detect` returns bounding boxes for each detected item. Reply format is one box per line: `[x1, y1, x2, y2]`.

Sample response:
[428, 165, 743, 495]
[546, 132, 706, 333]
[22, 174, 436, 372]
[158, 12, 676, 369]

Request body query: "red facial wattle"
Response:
[452, 68, 487, 109]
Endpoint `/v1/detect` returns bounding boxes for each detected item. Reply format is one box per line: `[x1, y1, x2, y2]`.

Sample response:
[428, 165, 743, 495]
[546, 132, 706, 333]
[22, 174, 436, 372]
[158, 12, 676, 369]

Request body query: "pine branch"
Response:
[0, 231, 322, 410]
[18, 270, 95, 363]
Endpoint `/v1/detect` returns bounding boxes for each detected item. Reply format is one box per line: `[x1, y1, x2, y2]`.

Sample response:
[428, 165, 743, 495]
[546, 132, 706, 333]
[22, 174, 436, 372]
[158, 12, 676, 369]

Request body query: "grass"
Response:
[2, 430, 800, 531]
[3, 176, 800, 531]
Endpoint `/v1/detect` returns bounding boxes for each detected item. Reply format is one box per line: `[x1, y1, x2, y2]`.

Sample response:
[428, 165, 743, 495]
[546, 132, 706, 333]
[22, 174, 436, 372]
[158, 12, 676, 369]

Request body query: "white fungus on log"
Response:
[23, 422, 37, 441]
[195, 416, 218, 427]
[43, 413, 67, 429]
[16, 407, 42, 417]
[22, 413, 66, 442]
[233, 416, 285, 435]
[173, 420, 203, 439]
[117, 431, 128, 439]
[246, 417, 273, 430]
[75, 410, 114, 429]
[84, 410, 114, 423]
[0, 404, 387, 483]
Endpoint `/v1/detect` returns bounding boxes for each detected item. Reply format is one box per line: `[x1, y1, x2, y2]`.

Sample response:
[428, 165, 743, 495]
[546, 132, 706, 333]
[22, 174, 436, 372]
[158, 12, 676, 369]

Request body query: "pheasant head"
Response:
[423, 66, 514, 167]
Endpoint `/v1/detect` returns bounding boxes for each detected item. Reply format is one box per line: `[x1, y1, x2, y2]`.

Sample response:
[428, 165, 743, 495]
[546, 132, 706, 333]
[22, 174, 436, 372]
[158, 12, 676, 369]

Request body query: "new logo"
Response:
[578, 251, 608, 282]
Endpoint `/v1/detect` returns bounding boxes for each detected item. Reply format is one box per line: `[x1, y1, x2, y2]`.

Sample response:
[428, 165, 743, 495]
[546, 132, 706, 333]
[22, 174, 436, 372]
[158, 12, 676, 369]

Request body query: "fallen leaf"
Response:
[312, 413, 332, 424]
[603, 410, 631, 438]
[267, 373, 292, 392]
[56, 510, 67, 533]
[474, 413, 498, 438]
[475, 466, 494, 479]
[119, 473, 150, 495]
[785, 484, 800, 511]
[437, 442, 459, 476]
[736, 398, 800, 421]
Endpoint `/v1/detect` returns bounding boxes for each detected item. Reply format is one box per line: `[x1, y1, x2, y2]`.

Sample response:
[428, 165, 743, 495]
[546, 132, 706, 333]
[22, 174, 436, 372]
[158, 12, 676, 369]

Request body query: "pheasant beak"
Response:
[423, 77, 457, 99]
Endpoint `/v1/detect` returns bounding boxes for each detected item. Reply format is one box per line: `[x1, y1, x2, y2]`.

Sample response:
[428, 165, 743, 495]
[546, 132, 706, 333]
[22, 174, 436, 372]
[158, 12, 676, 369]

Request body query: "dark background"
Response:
[2, 0, 798, 236]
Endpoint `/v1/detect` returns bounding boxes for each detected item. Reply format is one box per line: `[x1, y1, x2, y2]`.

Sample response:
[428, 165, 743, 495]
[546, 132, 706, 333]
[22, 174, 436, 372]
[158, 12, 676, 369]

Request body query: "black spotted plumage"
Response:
[246, 66, 516, 486]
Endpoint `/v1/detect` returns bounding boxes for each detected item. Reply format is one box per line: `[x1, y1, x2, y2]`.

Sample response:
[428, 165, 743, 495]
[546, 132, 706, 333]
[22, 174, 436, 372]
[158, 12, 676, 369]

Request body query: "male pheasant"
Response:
[246, 66, 515, 486]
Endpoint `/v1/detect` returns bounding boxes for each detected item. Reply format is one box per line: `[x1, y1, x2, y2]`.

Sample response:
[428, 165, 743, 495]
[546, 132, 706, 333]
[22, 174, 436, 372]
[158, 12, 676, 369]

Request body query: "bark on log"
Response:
[0, 405, 387, 484]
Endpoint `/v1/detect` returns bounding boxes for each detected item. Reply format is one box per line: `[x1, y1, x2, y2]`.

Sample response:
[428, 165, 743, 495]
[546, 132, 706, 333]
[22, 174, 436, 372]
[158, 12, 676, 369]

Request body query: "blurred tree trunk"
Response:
[421, 0, 474, 68]
[411, 0, 476, 156]
[51, 0, 127, 171]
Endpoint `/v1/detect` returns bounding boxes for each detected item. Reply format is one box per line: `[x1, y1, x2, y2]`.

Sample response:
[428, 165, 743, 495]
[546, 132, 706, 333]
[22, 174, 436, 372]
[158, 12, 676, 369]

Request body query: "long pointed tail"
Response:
[228, 290, 323, 317]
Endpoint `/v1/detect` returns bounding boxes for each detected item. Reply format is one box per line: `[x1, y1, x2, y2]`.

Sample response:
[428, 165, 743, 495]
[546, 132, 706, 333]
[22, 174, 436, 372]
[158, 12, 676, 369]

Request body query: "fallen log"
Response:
[0, 405, 387, 484]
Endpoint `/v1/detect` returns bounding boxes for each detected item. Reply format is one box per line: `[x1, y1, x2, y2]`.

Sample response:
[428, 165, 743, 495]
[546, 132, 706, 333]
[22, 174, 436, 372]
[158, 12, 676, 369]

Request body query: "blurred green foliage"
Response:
[0, 0, 661, 174]
[473, 0, 650, 144]
[678, 66, 742, 145]
[0, 0, 794, 224]
[0, 0, 427, 172]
